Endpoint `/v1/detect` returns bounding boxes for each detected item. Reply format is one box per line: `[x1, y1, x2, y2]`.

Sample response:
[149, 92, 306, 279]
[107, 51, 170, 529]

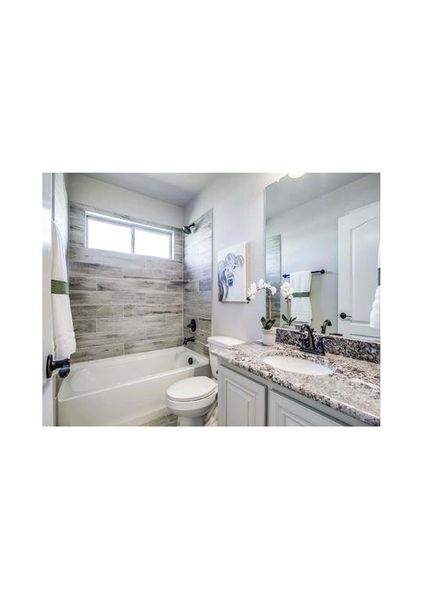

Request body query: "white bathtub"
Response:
[58, 347, 210, 426]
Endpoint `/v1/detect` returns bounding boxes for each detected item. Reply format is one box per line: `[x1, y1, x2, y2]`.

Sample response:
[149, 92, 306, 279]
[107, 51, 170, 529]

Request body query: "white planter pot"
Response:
[262, 328, 276, 345]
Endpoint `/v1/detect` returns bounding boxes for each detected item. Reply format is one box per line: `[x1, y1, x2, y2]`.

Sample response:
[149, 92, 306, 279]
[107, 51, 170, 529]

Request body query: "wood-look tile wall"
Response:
[183, 210, 213, 355]
[69, 201, 184, 362]
[265, 234, 281, 324]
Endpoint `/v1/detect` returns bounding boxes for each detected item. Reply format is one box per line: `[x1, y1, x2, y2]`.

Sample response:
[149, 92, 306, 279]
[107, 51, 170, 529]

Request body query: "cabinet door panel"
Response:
[218, 366, 266, 426]
[268, 390, 341, 426]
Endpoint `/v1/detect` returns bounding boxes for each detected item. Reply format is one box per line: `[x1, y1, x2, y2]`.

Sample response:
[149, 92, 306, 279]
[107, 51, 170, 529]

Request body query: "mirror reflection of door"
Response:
[338, 202, 380, 338]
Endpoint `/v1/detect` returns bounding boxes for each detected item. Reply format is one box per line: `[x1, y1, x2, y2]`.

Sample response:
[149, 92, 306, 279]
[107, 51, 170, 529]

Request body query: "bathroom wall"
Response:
[266, 174, 380, 331]
[67, 175, 185, 363]
[42, 174, 55, 425]
[42, 173, 70, 425]
[184, 174, 277, 343]
[183, 210, 213, 355]
[68, 174, 184, 228]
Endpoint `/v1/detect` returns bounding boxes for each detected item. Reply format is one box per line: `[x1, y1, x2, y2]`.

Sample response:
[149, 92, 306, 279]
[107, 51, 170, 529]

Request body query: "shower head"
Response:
[182, 222, 195, 235]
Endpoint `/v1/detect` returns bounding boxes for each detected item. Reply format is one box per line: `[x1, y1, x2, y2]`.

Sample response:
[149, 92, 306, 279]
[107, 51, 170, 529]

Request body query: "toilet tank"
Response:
[207, 336, 245, 379]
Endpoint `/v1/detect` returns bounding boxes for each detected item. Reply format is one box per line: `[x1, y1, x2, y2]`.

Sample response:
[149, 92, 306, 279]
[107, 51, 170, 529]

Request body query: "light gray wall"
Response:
[67, 174, 185, 228]
[266, 174, 380, 332]
[184, 174, 277, 343]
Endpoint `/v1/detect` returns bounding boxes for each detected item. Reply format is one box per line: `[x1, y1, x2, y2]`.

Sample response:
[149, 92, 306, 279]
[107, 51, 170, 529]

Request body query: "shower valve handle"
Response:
[186, 319, 197, 332]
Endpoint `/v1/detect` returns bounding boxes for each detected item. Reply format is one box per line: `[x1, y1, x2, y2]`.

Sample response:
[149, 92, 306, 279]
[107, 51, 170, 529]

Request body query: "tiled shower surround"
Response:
[265, 234, 281, 322]
[69, 201, 185, 362]
[183, 210, 213, 356]
[68, 201, 213, 362]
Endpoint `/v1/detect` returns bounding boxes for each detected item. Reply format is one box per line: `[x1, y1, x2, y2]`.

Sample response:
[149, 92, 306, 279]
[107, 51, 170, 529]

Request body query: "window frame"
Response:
[85, 211, 174, 259]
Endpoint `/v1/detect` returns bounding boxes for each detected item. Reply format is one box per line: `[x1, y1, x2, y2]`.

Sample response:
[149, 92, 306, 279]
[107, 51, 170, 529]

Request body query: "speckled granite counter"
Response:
[213, 342, 380, 426]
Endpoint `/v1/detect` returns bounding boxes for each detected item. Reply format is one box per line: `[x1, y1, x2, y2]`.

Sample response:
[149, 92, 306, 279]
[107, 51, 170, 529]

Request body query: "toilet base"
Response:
[178, 415, 204, 426]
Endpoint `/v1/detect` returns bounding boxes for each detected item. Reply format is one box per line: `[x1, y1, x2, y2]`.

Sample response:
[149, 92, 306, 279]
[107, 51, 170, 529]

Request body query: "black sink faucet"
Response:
[320, 319, 332, 334]
[183, 336, 195, 346]
[298, 325, 325, 355]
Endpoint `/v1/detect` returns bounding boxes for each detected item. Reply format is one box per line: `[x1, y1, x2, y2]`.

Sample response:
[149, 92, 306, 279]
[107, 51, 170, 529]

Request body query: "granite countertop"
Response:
[213, 342, 380, 426]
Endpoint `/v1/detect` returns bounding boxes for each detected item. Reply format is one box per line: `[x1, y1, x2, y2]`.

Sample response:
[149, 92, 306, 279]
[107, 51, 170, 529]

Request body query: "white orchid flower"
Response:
[281, 281, 294, 300]
[248, 279, 277, 302]
[247, 282, 257, 296]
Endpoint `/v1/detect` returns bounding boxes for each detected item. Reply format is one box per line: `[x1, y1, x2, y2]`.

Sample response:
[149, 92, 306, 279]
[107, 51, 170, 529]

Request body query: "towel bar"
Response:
[282, 269, 325, 279]
[46, 354, 71, 379]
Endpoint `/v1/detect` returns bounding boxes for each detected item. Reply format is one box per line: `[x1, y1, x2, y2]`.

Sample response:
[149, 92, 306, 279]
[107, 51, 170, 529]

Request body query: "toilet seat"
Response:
[166, 389, 217, 415]
[166, 376, 217, 403]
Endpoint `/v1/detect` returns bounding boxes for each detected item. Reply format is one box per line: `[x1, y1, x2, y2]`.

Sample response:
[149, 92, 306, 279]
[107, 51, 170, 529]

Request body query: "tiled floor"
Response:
[141, 414, 178, 426]
[141, 406, 218, 426]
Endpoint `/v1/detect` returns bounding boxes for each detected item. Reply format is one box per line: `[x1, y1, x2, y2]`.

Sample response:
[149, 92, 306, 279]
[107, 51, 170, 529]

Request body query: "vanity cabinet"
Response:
[217, 364, 361, 426]
[268, 390, 341, 426]
[218, 365, 266, 426]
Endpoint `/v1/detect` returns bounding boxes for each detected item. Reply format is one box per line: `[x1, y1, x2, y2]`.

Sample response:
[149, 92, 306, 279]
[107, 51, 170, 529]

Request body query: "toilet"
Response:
[165, 336, 245, 426]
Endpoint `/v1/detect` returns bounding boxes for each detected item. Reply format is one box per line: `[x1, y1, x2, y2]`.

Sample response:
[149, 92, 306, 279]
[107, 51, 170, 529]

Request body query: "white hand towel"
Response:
[290, 271, 312, 324]
[369, 244, 380, 328]
[51, 222, 76, 360]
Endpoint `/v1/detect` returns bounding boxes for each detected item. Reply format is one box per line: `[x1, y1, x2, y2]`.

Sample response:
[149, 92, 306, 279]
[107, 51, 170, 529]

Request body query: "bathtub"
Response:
[57, 347, 210, 426]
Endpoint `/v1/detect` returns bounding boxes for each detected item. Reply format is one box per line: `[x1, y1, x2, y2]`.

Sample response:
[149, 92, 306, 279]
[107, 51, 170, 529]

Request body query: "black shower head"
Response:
[182, 222, 195, 235]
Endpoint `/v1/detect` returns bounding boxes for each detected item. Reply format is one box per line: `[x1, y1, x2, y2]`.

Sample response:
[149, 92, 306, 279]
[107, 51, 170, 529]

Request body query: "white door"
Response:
[42, 173, 55, 425]
[218, 366, 266, 426]
[338, 202, 380, 338]
[268, 390, 341, 426]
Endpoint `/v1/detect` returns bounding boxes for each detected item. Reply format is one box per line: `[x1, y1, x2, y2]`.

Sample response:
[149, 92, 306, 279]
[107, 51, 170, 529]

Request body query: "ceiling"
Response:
[84, 173, 217, 206]
[265, 173, 369, 220]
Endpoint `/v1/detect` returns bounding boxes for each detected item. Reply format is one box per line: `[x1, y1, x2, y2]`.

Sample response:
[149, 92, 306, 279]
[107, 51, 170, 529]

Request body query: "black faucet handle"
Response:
[315, 337, 325, 355]
[186, 319, 196, 332]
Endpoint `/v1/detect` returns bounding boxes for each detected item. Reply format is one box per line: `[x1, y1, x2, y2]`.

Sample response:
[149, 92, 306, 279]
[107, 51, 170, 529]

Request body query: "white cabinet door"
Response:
[218, 366, 266, 426]
[268, 390, 341, 426]
[338, 201, 380, 338]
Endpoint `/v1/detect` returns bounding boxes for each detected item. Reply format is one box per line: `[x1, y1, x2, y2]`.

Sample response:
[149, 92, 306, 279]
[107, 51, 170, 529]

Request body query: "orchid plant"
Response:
[246, 279, 277, 330]
[280, 281, 296, 326]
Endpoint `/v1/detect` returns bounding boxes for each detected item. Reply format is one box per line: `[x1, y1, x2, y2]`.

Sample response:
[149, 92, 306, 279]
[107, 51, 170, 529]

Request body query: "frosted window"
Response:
[134, 228, 172, 259]
[87, 217, 132, 253]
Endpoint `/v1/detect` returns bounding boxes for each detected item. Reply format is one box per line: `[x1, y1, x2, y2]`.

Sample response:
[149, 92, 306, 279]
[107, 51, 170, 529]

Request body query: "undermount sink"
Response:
[263, 355, 333, 376]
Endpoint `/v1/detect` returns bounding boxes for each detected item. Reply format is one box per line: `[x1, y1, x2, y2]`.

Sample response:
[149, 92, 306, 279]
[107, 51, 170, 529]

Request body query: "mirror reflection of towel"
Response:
[290, 271, 312, 324]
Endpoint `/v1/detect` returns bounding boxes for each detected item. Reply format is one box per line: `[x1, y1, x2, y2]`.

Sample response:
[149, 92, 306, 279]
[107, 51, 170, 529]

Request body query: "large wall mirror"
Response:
[265, 173, 380, 340]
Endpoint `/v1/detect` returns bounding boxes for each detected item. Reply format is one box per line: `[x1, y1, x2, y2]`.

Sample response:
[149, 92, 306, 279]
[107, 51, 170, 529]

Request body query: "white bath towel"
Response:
[51, 222, 76, 360]
[369, 245, 380, 328]
[290, 271, 312, 324]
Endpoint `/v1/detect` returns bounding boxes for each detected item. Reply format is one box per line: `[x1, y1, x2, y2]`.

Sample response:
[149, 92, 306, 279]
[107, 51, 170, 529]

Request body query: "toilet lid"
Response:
[167, 377, 217, 402]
